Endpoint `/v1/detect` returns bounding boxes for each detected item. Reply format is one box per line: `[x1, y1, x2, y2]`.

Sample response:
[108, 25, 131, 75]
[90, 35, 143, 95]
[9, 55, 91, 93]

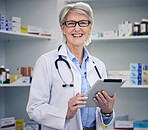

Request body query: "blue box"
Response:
[130, 77, 142, 85]
[134, 120, 148, 128]
[5, 20, 12, 31]
[144, 64, 148, 70]
[130, 70, 142, 78]
[130, 63, 143, 71]
[0, 15, 5, 30]
[0, 14, 5, 20]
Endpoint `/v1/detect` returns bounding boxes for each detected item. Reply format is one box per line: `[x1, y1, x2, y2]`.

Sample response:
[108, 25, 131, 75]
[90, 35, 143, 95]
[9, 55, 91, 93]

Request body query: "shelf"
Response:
[0, 83, 30, 87]
[0, 30, 51, 41]
[0, 82, 147, 88]
[92, 35, 148, 41]
[121, 80, 148, 88]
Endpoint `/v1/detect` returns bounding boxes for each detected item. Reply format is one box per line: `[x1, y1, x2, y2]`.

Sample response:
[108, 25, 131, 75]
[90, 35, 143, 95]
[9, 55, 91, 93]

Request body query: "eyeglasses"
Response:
[63, 20, 91, 27]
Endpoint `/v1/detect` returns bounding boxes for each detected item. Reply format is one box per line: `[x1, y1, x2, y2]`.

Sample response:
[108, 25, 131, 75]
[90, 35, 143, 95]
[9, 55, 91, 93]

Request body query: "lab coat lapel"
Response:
[87, 56, 99, 87]
[58, 43, 79, 72]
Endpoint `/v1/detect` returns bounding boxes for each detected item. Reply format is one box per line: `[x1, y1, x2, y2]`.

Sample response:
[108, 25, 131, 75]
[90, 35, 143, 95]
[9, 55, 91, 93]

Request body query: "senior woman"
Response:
[27, 2, 116, 130]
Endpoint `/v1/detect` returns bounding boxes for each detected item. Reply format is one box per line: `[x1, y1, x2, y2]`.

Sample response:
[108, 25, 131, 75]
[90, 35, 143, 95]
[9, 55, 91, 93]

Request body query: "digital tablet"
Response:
[85, 79, 126, 107]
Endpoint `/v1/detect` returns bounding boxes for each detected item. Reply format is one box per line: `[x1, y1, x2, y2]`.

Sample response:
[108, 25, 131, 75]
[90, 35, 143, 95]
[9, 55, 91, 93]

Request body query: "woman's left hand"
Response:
[94, 91, 116, 114]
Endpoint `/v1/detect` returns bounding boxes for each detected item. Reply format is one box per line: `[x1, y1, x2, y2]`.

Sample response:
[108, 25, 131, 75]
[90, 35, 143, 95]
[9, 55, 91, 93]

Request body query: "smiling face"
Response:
[61, 12, 92, 48]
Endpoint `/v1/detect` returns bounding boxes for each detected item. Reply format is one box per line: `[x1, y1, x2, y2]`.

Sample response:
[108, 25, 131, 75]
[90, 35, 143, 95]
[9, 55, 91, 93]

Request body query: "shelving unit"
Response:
[0, 0, 147, 127]
[0, 30, 51, 41]
[1, 82, 148, 88]
[0, 83, 30, 87]
[121, 81, 148, 88]
[92, 35, 148, 41]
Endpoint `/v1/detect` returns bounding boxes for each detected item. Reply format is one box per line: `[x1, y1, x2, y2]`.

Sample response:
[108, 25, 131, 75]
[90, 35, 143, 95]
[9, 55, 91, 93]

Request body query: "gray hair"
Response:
[59, 2, 94, 46]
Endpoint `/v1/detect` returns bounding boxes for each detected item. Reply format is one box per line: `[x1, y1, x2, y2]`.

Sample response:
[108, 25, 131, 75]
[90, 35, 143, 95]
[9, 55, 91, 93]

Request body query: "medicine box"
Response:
[103, 30, 118, 37]
[142, 70, 148, 77]
[0, 14, 5, 30]
[130, 70, 142, 77]
[134, 120, 148, 130]
[130, 63, 143, 71]
[27, 25, 40, 35]
[0, 117, 16, 129]
[10, 74, 22, 83]
[5, 20, 13, 31]
[40, 27, 52, 37]
[21, 26, 28, 33]
[130, 77, 142, 85]
[16, 119, 24, 130]
[119, 24, 125, 37]
[12, 16, 21, 23]
[115, 121, 133, 129]
[125, 23, 132, 36]
[142, 77, 148, 85]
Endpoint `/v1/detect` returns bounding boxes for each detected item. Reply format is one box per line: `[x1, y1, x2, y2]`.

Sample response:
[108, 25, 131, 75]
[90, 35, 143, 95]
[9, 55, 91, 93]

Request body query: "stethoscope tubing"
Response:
[55, 45, 102, 87]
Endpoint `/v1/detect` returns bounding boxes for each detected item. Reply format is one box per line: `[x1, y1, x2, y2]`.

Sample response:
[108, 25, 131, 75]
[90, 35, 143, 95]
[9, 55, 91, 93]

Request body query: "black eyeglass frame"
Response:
[63, 20, 91, 27]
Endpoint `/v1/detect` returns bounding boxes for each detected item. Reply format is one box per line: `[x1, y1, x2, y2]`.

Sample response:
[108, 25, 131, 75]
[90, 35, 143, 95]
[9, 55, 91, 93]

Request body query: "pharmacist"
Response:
[27, 2, 116, 130]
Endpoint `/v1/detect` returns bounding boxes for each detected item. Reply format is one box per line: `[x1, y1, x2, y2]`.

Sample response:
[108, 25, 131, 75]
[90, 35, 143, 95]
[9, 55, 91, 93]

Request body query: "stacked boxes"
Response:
[5, 20, 13, 31]
[0, 14, 5, 30]
[119, 21, 132, 37]
[130, 63, 148, 85]
[130, 63, 142, 85]
[142, 64, 148, 85]
[12, 16, 21, 33]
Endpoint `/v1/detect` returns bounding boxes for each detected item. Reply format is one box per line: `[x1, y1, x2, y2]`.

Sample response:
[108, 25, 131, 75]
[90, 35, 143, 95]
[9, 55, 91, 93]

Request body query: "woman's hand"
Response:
[66, 92, 87, 119]
[94, 91, 116, 114]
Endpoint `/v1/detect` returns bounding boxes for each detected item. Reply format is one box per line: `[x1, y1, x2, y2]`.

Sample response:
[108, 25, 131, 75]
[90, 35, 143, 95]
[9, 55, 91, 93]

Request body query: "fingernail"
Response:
[96, 94, 98, 97]
[85, 97, 88, 99]
[98, 92, 101, 95]
[84, 101, 86, 103]
[102, 91, 104, 93]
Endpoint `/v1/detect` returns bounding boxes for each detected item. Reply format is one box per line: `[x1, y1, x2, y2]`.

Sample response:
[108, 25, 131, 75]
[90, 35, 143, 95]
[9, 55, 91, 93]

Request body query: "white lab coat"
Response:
[26, 43, 115, 130]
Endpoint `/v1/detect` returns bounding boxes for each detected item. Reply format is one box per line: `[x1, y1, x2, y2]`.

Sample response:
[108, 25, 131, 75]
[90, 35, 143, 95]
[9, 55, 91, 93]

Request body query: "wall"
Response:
[5, 0, 61, 74]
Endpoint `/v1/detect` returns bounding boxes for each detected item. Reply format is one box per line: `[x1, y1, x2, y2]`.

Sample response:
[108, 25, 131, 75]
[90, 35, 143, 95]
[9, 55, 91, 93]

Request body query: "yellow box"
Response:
[21, 26, 28, 33]
[10, 74, 22, 83]
[16, 119, 24, 130]
[142, 70, 148, 77]
[142, 77, 148, 85]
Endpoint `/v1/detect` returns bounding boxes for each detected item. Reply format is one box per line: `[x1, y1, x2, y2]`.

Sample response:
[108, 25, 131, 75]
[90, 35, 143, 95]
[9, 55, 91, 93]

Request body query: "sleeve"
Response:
[26, 55, 68, 129]
[101, 111, 113, 125]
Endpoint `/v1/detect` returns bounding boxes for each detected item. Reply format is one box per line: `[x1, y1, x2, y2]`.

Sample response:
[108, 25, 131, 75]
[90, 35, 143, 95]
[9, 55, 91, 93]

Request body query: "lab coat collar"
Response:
[57, 43, 68, 58]
[57, 43, 95, 73]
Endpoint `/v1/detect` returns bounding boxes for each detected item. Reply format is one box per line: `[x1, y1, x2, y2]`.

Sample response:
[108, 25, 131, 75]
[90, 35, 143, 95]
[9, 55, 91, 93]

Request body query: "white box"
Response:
[12, 17, 21, 23]
[115, 121, 133, 129]
[125, 23, 132, 36]
[40, 27, 51, 36]
[27, 25, 40, 35]
[119, 24, 125, 37]
[103, 30, 117, 37]
[12, 22, 21, 27]
[0, 117, 16, 129]
[13, 26, 21, 33]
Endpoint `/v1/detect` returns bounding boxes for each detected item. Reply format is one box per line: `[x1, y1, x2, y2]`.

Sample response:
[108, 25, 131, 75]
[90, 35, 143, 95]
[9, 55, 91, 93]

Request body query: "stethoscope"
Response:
[55, 45, 102, 87]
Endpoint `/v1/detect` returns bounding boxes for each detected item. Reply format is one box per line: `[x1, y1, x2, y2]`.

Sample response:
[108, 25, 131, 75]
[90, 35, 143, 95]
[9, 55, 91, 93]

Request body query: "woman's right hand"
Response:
[66, 92, 87, 119]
